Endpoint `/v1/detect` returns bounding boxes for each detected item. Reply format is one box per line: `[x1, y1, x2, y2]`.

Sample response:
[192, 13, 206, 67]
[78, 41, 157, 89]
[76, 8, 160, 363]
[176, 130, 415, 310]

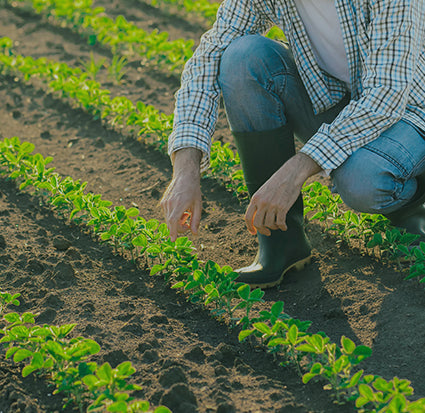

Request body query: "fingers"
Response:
[275, 209, 288, 231]
[160, 180, 202, 242]
[245, 196, 288, 236]
[245, 202, 257, 235]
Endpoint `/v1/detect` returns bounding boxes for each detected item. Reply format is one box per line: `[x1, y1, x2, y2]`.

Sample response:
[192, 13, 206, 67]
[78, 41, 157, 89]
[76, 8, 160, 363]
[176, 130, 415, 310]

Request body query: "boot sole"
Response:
[246, 254, 312, 289]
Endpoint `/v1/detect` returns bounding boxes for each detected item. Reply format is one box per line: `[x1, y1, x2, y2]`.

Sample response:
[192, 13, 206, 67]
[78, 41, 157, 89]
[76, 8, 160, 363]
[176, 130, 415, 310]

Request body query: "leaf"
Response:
[287, 325, 298, 346]
[372, 377, 391, 392]
[238, 329, 254, 341]
[59, 323, 77, 338]
[268, 338, 289, 347]
[150, 264, 163, 276]
[14, 348, 33, 363]
[358, 383, 374, 400]
[237, 284, 250, 301]
[107, 401, 128, 412]
[270, 301, 284, 318]
[341, 336, 356, 354]
[352, 345, 372, 362]
[126, 207, 139, 216]
[30, 352, 44, 369]
[249, 288, 265, 301]
[4, 312, 20, 323]
[154, 407, 172, 413]
[83, 374, 99, 388]
[253, 322, 272, 336]
[302, 372, 318, 384]
[84, 339, 101, 355]
[5, 347, 19, 359]
[97, 362, 113, 382]
[171, 281, 185, 289]
[296, 344, 318, 353]
[116, 361, 134, 377]
[355, 396, 370, 408]
[22, 364, 39, 378]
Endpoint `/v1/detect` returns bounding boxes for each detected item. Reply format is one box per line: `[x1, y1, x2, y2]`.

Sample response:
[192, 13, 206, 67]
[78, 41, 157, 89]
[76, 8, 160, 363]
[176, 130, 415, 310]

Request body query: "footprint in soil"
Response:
[36, 307, 57, 324]
[183, 345, 206, 363]
[80, 301, 95, 320]
[42, 292, 64, 308]
[158, 366, 187, 388]
[121, 322, 145, 337]
[51, 261, 76, 288]
[103, 349, 129, 367]
[26, 259, 45, 275]
[159, 383, 198, 413]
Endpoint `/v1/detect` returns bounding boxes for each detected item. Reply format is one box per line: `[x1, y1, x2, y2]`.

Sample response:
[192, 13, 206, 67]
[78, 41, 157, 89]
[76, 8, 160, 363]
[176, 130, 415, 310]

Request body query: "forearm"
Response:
[171, 147, 202, 179]
[282, 152, 322, 185]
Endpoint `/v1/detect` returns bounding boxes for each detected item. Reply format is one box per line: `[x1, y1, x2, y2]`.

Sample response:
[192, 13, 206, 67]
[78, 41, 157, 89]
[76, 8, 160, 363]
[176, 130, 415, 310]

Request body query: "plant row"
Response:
[1, 37, 423, 287]
[7, 0, 285, 73]
[0, 292, 171, 413]
[1, 136, 425, 412]
[148, 0, 219, 26]
[303, 182, 425, 283]
[147, 0, 286, 40]
[4, 0, 194, 73]
[0, 36, 245, 196]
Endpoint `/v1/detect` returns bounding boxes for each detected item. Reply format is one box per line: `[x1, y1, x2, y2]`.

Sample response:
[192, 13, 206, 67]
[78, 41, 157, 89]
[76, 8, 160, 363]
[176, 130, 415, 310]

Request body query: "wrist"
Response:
[172, 148, 202, 180]
[291, 153, 322, 185]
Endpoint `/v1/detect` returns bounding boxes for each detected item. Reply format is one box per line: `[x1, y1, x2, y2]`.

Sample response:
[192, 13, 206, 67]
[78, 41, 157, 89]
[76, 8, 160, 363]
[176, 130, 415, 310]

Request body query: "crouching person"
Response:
[161, 0, 425, 289]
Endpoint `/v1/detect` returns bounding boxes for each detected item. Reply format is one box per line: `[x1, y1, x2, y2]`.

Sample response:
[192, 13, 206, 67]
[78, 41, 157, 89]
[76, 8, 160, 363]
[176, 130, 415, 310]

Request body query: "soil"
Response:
[0, 2, 425, 413]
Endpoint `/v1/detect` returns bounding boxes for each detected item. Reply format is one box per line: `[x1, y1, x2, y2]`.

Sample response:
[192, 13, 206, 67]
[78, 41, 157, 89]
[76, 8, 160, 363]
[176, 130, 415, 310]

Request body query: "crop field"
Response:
[1, 1, 425, 412]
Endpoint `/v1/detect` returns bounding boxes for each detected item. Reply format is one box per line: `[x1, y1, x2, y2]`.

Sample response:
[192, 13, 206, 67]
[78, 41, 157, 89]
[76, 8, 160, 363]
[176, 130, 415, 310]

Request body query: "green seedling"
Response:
[107, 55, 128, 84]
[233, 284, 265, 329]
[1, 289, 168, 412]
[10, 0, 194, 73]
[80, 52, 106, 80]
[301, 336, 372, 402]
[0, 291, 20, 315]
[355, 375, 425, 412]
[83, 361, 142, 411]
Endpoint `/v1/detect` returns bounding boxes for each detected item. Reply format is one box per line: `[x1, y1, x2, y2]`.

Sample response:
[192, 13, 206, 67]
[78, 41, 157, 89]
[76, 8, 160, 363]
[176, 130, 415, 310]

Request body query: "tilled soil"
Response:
[0, 2, 425, 413]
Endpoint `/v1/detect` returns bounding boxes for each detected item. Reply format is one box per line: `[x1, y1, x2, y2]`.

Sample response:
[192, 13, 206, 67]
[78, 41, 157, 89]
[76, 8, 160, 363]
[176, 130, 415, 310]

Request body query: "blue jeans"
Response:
[218, 34, 425, 214]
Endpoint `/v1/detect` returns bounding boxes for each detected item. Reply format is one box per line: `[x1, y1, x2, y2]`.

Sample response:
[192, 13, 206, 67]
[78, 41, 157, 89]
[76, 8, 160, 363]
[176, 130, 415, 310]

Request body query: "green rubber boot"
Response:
[233, 126, 312, 289]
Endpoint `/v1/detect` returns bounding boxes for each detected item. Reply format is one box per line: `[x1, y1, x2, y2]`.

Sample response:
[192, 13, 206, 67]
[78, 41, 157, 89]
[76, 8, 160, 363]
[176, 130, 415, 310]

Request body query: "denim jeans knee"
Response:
[332, 120, 425, 214]
[218, 34, 294, 132]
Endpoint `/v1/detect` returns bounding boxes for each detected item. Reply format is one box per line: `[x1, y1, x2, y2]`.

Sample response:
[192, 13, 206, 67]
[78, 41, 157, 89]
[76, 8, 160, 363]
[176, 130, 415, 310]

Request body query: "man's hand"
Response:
[161, 148, 203, 242]
[245, 152, 321, 236]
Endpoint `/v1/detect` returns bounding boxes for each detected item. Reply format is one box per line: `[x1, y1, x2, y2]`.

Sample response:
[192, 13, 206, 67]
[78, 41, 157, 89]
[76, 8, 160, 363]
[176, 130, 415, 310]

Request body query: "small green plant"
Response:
[80, 52, 106, 80]
[8, 0, 194, 73]
[107, 55, 128, 84]
[0, 291, 171, 412]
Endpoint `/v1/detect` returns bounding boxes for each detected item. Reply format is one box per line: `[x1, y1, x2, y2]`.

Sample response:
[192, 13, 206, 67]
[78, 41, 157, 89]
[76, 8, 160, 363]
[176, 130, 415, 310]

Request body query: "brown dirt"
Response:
[0, 2, 425, 413]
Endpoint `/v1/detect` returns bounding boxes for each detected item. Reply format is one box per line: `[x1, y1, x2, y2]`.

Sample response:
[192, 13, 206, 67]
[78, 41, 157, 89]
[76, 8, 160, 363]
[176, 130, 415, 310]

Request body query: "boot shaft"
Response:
[233, 126, 304, 228]
[233, 126, 296, 194]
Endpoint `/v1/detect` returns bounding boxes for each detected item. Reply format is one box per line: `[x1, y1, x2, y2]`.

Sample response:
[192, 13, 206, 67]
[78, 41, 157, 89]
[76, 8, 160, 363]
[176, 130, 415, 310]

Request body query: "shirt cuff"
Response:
[168, 123, 212, 173]
[300, 129, 350, 173]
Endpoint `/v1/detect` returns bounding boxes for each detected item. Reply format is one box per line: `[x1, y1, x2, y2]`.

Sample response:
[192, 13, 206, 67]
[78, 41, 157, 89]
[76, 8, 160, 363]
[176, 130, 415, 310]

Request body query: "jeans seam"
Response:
[364, 145, 409, 178]
[265, 72, 287, 126]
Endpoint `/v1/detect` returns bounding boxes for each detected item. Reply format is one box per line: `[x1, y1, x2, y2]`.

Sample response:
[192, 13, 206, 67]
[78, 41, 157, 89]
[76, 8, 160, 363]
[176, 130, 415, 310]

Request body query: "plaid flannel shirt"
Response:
[168, 0, 425, 173]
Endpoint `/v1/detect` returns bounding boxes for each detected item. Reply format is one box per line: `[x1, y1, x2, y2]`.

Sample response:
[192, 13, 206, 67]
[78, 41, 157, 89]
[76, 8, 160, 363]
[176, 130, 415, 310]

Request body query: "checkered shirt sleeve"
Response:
[300, 0, 425, 171]
[167, 0, 271, 172]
